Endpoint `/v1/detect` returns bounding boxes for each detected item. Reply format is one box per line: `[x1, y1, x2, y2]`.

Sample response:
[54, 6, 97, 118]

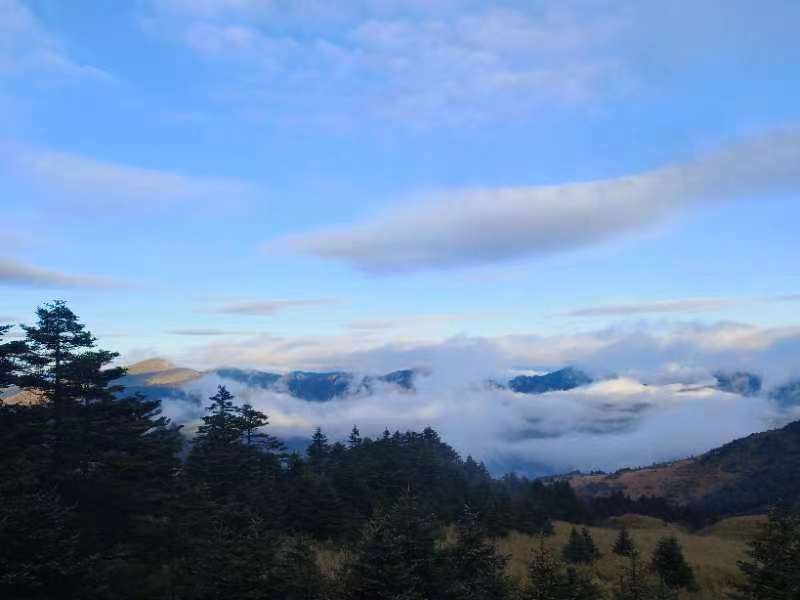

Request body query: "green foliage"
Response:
[562, 526, 600, 564]
[342, 491, 439, 600]
[613, 526, 637, 558]
[650, 536, 696, 592]
[614, 551, 654, 600]
[6, 299, 785, 600]
[442, 505, 512, 600]
[730, 507, 800, 599]
[0, 323, 26, 390]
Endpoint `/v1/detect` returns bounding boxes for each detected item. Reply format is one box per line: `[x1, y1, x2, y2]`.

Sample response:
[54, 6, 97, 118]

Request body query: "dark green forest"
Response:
[1, 302, 798, 599]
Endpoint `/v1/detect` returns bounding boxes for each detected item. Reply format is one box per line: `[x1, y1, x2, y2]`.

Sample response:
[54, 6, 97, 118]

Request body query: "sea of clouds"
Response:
[149, 321, 800, 476]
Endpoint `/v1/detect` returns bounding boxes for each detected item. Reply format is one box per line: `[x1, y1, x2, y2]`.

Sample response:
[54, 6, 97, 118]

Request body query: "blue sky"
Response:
[2, 0, 800, 373]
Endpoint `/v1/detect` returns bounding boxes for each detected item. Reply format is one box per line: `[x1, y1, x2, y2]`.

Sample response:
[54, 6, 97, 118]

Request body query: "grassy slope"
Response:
[500, 517, 750, 599]
[316, 514, 756, 599]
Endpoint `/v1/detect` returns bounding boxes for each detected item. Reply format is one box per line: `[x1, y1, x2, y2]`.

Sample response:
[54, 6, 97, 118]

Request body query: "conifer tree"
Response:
[561, 566, 606, 600]
[615, 550, 653, 600]
[18, 301, 123, 419]
[0, 324, 26, 390]
[563, 526, 587, 564]
[581, 527, 601, 562]
[239, 402, 285, 455]
[0, 487, 90, 600]
[442, 505, 512, 600]
[343, 491, 438, 600]
[730, 507, 800, 599]
[348, 425, 362, 449]
[650, 536, 696, 592]
[307, 426, 330, 475]
[525, 535, 563, 600]
[613, 525, 637, 558]
[271, 536, 326, 600]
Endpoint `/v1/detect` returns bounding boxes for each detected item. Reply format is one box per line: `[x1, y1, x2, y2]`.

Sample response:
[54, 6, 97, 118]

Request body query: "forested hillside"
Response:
[1, 302, 798, 599]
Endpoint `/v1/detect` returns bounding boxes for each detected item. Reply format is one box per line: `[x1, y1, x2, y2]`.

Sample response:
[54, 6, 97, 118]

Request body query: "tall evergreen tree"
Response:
[525, 535, 563, 600]
[730, 507, 800, 599]
[650, 536, 696, 592]
[613, 526, 637, 558]
[348, 425, 362, 449]
[307, 426, 330, 475]
[0, 324, 26, 390]
[442, 505, 513, 600]
[343, 491, 438, 600]
[614, 550, 653, 600]
[18, 301, 123, 418]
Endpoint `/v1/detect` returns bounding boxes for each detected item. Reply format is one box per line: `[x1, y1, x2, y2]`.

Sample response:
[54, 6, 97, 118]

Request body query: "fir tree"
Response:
[271, 536, 326, 600]
[348, 425, 363, 449]
[615, 550, 653, 600]
[525, 535, 563, 600]
[0, 487, 90, 599]
[613, 526, 637, 558]
[343, 491, 438, 600]
[442, 505, 513, 600]
[18, 301, 123, 420]
[650, 535, 696, 592]
[730, 507, 800, 599]
[307, 426, 330, 475]
[0, 324, 26, 390]
[561, 566, 605, 600]
[581, 527, 601, 562]
[563, 526, 588, 564]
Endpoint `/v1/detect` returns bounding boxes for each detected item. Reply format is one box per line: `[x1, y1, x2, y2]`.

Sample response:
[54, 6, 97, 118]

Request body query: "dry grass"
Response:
[498, 518, 750, 599]
[314, 515, 755, 598]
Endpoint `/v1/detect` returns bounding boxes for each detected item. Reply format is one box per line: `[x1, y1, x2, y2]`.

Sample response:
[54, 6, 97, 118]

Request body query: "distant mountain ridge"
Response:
[568, 419, 800, 515]
[119, 359, 596, 403]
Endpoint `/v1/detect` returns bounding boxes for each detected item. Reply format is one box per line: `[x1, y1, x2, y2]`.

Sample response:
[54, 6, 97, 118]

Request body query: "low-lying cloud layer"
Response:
[271, 129, 800, 272]
[163, 370, 796, 477]
[145, 319, 800, 475]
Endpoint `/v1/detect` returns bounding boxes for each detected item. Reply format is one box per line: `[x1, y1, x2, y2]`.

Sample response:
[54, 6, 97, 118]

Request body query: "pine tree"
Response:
[613, 526, 637, 558]
[271, 536, 326, 600]
[239, 402, 285, 453]
[442, 505, 513, 600]
[615, 550, 653, 600]
[307, 426, 330, 475]
[563, 526, 588, 564]
[0, 486, 90, 599]
[650, 536, 696, 592]
[730, 507, 800, 599]
[581, 527, 601, 562]
[561, 566, 605, 600]
[348, 425, 363, 449]
[18, 301, 123, 420]
[0, 324, 26, 390]
[525, 535, 563, 600]
[343, 491, 438, 600]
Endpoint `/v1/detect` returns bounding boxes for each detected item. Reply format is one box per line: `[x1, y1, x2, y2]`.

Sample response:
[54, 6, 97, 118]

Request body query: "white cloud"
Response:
[561, 297, 741, 317]
[208, 298, 342, 316]
[270, 128, 800, 272]
[2, 143, 258, 211]
[165, 366, 792, 475]
[0, 256, 126, 289]
[141, 1, 623, 123]
[0, 0, 113, 81]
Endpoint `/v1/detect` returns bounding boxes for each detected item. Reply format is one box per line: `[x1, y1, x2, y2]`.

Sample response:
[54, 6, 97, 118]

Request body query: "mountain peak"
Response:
[126, 358, 178, 375]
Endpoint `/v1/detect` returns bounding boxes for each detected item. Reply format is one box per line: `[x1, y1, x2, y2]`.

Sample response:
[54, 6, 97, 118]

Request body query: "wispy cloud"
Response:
[168, 328, 254, 336]
[561, 297, 741, 318]
[2, 143, 258, 211]
[141, 1, 623, 124]
[0, 257, 126, 289]
[0, 0, 114, 82]
[270, 128, 800, 272]
[208, 298, 342, 316]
